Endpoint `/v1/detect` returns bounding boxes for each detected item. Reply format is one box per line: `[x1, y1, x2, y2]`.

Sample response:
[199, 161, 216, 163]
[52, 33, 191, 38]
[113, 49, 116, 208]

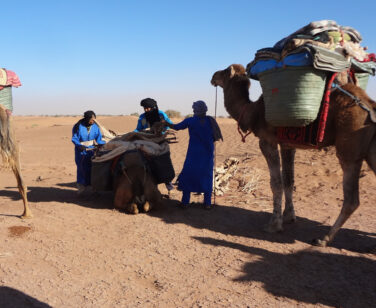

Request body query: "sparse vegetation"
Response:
[165, 110, 181, 118]
[130, 112, 139, 117]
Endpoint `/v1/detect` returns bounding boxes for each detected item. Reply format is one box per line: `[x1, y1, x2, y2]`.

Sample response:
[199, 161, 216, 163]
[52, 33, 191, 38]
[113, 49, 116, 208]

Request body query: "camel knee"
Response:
[127, 203, 139, 214]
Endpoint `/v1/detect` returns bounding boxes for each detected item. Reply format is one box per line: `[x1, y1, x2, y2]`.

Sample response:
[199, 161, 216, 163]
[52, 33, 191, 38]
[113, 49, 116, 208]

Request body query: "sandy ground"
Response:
[0, 115, 375, 308]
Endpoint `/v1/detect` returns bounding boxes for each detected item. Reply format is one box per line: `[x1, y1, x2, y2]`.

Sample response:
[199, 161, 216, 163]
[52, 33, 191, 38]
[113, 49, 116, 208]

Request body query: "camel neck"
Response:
[223, 77, 253, 123]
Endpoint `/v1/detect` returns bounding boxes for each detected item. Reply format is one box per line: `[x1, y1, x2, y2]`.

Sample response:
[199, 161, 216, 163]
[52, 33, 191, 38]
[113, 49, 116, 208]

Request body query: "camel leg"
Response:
[259, 139, 283, 232]
[313, 160, 362, 247]
[281, 148, 296, 223]
[11, 150, 32, 218]
[365, 137, 376, 174]
[144, 177, 162, 212]
[114, 175, 135, 212]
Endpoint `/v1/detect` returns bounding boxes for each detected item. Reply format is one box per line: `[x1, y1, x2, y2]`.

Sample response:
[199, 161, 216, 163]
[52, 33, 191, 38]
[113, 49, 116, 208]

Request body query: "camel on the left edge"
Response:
[0, 104, 32, 218]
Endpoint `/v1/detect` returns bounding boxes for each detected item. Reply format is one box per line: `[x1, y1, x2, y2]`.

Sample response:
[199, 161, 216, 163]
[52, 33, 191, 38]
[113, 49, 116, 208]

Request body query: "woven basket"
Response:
[258, 66, 327, 127]
[355, 73, 369, 91]
[0, 86, 13, 111]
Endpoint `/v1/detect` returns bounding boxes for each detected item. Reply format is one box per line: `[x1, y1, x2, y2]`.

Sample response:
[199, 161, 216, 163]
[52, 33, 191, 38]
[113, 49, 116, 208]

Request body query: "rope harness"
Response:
[332, 82, 376, 123]
[237, 104, 252, 142]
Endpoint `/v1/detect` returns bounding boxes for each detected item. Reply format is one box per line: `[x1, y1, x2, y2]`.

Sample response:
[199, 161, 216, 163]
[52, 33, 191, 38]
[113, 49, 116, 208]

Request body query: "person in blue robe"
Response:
[135, 98, 175, 192]
[72, 110, 106, 194]
[134, 98, 173, 133]
[169, 100, 223, 209]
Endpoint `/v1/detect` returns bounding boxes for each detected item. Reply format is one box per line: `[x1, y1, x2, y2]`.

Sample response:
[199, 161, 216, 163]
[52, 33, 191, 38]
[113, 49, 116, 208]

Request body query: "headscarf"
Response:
[83, 110, 96, 127]
[73, 110, 96, 133]
[192, 100, 223, 142]
[141, 98, 160, 127]
[192, 100, 208, 117]
[140, 98, 157, 109]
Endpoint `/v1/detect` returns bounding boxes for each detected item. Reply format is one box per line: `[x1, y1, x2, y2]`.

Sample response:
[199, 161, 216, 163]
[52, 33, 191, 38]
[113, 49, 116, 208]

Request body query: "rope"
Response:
[237, 104, 252, 142]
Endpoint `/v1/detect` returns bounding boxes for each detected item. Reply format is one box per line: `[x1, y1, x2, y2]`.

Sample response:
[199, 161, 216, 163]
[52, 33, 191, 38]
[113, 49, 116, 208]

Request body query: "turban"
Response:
[192, 100, 208, 117]
[140, 98, 157, 109]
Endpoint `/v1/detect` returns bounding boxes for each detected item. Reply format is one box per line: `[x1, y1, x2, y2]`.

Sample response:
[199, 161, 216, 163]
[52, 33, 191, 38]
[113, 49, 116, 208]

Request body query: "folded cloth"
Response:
[340, 26, 362, 43]
[94, 139, 170, 162]
[248, 50, 313, 79]
[274, 20, 339, 50]
[0, 69, 22, 90]
[306, 44, 351, 72]
[351, 58, 376, 75]
[0, 69, 7, 85]
[4, 70, 21, 87]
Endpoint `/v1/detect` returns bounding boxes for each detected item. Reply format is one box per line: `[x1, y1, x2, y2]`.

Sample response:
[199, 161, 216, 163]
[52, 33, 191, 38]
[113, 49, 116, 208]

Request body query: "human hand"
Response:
[79, 145, 86, 151]
[5, 109, 12, 117]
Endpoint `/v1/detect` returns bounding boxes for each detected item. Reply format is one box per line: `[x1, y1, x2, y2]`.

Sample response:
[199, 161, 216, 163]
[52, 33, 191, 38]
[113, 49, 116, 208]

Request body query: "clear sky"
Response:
[2, 0, 376, 116]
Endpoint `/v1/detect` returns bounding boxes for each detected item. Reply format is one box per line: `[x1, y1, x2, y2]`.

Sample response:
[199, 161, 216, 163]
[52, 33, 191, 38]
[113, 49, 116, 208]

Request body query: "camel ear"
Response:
[229, 65, 236, 78]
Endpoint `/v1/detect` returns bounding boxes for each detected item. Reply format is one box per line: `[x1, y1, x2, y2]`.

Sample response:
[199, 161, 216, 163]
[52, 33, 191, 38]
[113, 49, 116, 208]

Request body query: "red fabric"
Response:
[358, 53, 376, 63]
[0, 69, 22, 90]
[317, 73, 337, 143]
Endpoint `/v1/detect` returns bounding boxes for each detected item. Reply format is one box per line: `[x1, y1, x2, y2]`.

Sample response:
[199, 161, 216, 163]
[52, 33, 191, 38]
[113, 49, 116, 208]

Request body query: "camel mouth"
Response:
[210, 79, 217, 87]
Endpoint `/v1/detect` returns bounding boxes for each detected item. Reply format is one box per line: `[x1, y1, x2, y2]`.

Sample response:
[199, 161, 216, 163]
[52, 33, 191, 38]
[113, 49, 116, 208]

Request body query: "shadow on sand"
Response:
[1, 185, 375, 253]
[194, 236, 376, 308]
[0, 183, 113, 211]
[150, 198, 376, 253]
[0, 286, 51, 308]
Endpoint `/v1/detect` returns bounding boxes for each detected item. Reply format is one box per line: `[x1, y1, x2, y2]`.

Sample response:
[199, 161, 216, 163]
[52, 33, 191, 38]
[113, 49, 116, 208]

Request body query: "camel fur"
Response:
[0, 104, 31, 218]
[112, 151, 162, 214]
[211, 64, 376, 247]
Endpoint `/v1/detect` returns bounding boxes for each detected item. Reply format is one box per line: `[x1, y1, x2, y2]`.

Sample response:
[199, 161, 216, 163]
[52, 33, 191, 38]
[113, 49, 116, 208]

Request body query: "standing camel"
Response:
[211, 64, 376, 246]
[0, 105, 31, 218]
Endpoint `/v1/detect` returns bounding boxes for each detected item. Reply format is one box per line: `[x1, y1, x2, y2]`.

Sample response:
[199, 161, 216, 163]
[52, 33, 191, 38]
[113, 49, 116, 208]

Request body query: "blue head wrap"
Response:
[192, 100, 208, 117]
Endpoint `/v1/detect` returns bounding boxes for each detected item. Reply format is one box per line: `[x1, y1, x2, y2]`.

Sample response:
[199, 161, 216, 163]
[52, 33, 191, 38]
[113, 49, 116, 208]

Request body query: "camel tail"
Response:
[0, 105, 18, 169]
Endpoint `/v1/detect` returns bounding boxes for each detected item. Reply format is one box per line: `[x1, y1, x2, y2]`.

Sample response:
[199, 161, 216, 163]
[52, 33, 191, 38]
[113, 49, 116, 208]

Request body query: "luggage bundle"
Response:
[246, 20, 376, 127]
[91, 131, 175, 191]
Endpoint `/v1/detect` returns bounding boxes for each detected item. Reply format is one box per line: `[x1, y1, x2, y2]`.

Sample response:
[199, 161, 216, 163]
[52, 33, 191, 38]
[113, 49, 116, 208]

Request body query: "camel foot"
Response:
[312, 236, 330, 247]
[127, 203, 139, 214]
[21, 211, 33, 219]
[264, 216, 283, 233]
[283, 208, 296, 224]
[143, 201, 151, 212]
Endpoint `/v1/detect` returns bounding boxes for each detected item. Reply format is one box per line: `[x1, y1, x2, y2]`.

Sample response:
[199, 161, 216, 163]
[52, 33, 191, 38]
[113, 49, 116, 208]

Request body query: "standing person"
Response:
[134, 98, 173, 133]
[135, 97, 175, 192]
[72, 110, 106, 195]
[169, 100, 223, 209]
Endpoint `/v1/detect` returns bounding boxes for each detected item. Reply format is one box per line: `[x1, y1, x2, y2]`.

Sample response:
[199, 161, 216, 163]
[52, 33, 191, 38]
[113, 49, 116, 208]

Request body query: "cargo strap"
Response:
[237, 104, 252, 143]
[332, 83, 376, 123]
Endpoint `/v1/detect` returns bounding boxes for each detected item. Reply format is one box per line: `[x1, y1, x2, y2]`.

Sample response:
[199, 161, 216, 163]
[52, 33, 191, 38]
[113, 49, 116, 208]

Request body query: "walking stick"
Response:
[213, 86, 218, 206]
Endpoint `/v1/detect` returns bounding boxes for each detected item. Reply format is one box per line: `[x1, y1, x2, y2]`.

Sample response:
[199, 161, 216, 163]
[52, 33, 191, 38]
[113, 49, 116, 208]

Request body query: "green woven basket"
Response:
[355, 73, 369, 91]
[258, 66, 327, 127]
[0, 86, 13, 111]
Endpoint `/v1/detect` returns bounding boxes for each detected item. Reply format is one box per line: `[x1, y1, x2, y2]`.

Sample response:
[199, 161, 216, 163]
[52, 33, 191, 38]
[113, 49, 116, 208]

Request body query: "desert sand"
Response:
[0, 115, 375, 307]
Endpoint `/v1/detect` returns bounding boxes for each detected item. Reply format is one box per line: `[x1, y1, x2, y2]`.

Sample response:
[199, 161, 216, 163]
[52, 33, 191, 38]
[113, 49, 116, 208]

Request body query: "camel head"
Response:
[211, 64, 248, 88]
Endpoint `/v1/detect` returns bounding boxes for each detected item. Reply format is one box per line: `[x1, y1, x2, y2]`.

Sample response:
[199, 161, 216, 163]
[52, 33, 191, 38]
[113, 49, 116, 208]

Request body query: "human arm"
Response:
[134, 114, 145, 132]
[95, 125, 106, 145]
[172, 118, 189, 131]
[160, 111, 174, 126]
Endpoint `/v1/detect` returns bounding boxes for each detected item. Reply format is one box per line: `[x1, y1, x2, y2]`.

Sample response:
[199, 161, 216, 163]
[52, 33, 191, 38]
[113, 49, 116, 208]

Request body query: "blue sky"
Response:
[2, 0, 376, 116]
